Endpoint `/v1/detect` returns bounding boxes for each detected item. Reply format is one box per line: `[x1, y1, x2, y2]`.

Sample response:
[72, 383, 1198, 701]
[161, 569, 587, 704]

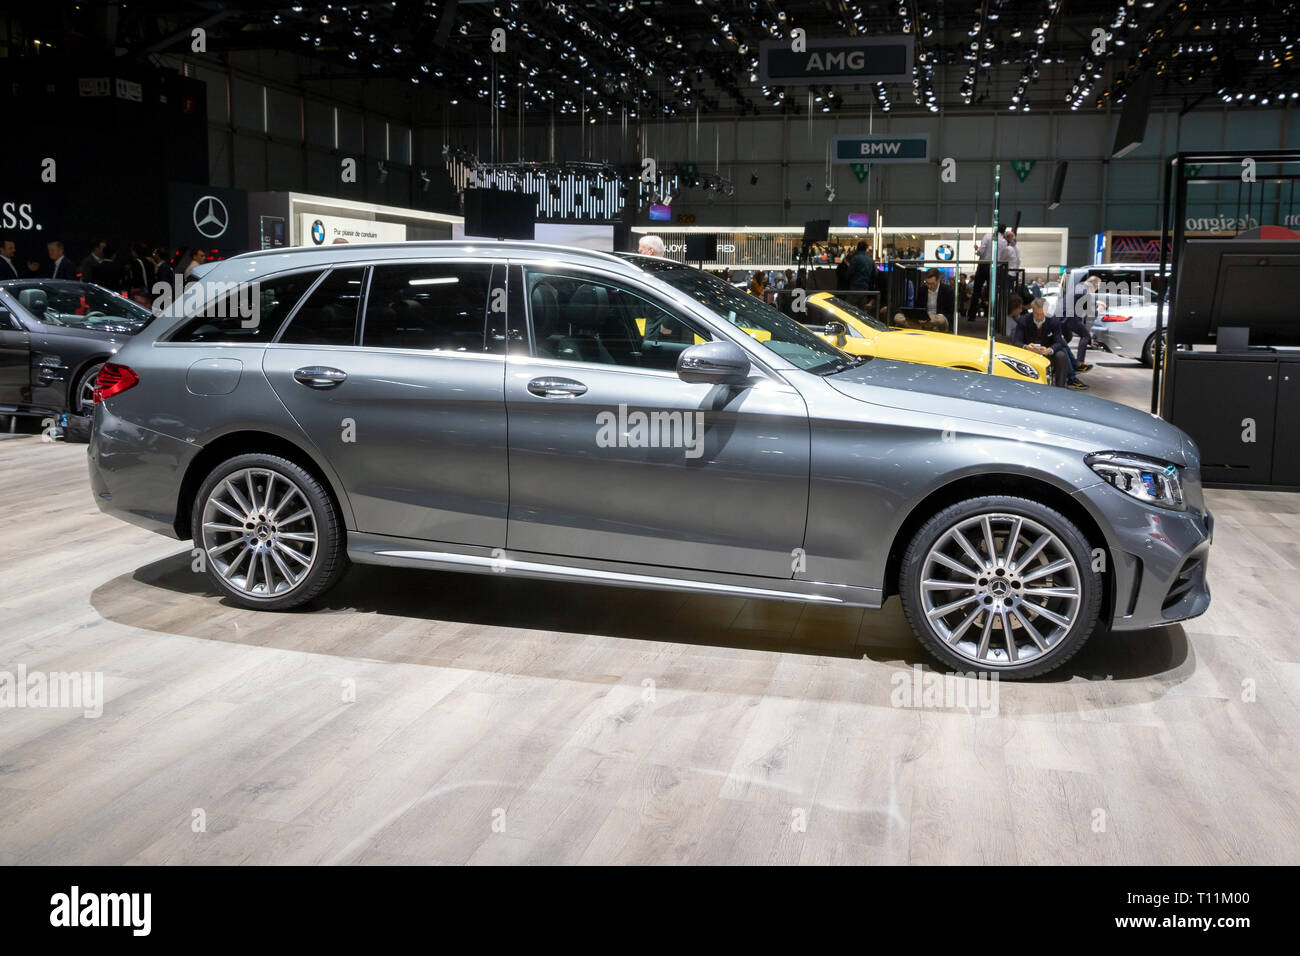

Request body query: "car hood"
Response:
[875, 328, 1051, 375]
[822, 359, 1194, 466]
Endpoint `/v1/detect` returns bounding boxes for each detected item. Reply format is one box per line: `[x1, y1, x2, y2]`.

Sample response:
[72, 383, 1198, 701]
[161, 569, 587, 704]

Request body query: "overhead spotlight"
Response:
[804, 179, 813, 192]
[750, 171, 759, 185]
[419, 169, 431, 192]
[377, 161, 388, 184]
[825, 186, 836, 202]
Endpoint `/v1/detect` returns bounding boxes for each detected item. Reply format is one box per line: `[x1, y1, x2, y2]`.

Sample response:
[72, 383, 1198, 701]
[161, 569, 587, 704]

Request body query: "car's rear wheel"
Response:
[1140, 331, 1166, 367]
[191, 453, 347, 610]
[73, 362, 104, 415]
[899, 495, 1102, 678]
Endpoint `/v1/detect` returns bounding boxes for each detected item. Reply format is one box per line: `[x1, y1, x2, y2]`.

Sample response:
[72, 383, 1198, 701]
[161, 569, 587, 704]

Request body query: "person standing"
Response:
[0, 238, 20, 279]
[1065, 275, 1097, 372]
[848, 240, 874, 291]
[637, 235, 665, 257]
[47, 241, 76, 280]
[91, 243, 123, 290]
[969, 230, 994, 318]
[78, 240, 106, 280]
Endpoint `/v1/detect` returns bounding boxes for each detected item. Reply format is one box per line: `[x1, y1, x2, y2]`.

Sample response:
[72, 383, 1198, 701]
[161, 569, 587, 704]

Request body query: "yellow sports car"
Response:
[801, 292, 1050, 384]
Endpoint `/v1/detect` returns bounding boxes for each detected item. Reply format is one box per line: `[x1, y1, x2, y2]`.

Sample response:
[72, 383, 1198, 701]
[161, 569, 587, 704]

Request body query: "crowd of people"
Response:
[0, 237, 213, 306]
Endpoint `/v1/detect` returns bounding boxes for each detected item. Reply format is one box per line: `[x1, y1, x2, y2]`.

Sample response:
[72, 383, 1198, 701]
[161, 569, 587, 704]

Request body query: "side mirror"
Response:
[677, 340, 751, 386]
[823, 319, 847, 337]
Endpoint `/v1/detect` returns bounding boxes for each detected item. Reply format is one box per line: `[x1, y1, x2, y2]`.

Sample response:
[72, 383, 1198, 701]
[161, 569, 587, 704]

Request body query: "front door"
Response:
[0, 303, 30, 407]
[263, 260, 508, 547]
[504, 263, 810, 578]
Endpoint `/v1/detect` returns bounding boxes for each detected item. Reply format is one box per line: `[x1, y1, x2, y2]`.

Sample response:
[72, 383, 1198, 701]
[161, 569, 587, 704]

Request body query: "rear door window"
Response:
[277, 266, 366, 346]
[362, 262, 497, 353]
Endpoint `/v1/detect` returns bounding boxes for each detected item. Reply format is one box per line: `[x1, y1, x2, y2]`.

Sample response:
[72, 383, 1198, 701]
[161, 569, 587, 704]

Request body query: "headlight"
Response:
[996, 354, 1039, 380]
[1086, 452, 1185, 511]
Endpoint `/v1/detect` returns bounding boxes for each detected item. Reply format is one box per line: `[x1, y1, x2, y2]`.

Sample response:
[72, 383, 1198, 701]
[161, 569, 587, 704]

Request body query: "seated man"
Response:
[919, 268, 955, 331]
[1011, 297, 1086, 389]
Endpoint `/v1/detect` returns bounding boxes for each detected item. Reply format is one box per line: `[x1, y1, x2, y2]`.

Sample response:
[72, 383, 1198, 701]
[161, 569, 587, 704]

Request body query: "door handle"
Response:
[527, 376, 587, 398]
[293, 366, 347, 389]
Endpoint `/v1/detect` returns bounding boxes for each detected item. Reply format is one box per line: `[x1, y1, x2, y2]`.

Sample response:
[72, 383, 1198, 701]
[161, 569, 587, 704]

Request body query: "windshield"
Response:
[620, 256, 858, 374]
[5, 280, 154, 333]
[817, 294, 891, 333]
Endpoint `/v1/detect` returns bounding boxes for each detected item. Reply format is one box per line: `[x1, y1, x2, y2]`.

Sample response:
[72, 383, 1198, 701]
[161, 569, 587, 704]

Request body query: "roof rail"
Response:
[225, 240, 629, 267]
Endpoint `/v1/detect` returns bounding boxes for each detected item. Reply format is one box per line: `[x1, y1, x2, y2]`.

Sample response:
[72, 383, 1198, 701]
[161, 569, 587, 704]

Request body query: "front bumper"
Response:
[1080, 481, 1213, 631]
[88, 401, 196, 538]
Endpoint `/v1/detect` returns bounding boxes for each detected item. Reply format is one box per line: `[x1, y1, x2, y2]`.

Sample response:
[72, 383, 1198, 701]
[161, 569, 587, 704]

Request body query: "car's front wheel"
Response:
[191, 453, 348, 610]
[899, 496, 1102, 679]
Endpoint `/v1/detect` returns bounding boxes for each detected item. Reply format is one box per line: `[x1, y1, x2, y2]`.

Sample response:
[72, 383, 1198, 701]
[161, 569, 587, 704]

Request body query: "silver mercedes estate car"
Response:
[88, 242, 1212, 678]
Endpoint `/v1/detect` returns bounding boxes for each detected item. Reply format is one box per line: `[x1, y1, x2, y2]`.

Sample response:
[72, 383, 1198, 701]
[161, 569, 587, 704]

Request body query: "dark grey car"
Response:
[87, 242, 1212, 678]
[0, 279, 154, 417]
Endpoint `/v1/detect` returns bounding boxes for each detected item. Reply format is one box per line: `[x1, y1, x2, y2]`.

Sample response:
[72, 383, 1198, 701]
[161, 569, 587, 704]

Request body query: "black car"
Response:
[0, 279, 155, 418]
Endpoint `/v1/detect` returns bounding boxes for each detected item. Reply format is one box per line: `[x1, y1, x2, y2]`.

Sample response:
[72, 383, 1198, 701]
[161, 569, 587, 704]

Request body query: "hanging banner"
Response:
[760, 36, 914, 85]
[832, 134, 930, 164]
[1011, 160, 1036, 183]
[849, 163, 872, 184]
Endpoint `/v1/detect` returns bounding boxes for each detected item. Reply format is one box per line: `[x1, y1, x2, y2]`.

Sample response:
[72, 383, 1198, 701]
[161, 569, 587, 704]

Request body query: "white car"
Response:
[1089, 300, 1165, 366]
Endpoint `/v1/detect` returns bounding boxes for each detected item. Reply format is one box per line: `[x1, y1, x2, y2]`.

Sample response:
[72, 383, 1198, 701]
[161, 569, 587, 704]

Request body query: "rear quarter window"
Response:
[167, 270, 323, 343]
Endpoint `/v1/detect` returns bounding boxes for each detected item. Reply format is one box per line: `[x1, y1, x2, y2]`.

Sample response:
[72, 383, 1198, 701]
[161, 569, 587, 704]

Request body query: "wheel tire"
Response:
[1139, 334, 1155, 367]
[72, 362, 104, 416]
[899, 495, 1103, 679]
[191, 453, 348, 611]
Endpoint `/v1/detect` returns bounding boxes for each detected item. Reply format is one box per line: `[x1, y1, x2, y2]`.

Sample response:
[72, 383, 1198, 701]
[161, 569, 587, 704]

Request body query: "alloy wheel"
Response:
[200, 467, 319, 598]
[78, 364, 103, 415]
[919, 512, 1082, 668]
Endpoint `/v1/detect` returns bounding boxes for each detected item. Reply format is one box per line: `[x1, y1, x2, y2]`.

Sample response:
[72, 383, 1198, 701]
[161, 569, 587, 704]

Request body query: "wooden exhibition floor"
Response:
[0, 356, 1297, 864]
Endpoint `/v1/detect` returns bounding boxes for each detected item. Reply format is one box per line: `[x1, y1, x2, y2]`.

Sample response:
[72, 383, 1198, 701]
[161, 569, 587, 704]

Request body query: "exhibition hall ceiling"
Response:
[11, 0, 1298, 116]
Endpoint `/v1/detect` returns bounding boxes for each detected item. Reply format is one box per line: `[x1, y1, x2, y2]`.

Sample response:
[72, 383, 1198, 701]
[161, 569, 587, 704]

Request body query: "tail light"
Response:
[92, 363, 139, 403]
[1101, 314, 1131, 323]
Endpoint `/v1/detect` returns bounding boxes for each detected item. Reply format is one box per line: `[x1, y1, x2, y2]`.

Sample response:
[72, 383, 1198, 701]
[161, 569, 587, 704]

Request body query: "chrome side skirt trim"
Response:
[347, 534, 881, 608]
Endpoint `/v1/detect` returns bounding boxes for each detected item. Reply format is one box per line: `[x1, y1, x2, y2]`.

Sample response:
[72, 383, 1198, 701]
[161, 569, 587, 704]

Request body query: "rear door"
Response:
[263, 259, 508, 547]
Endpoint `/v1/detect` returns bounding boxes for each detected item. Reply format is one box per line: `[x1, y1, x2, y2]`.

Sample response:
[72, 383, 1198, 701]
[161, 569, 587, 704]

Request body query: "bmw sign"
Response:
[935, 243, 955, 262]
[311, 219, 326, 244]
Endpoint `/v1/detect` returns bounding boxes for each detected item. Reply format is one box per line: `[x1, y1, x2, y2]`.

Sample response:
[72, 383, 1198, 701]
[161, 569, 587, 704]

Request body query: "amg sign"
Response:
[760, 36, 913, 85]
[831, 134, 931, 165]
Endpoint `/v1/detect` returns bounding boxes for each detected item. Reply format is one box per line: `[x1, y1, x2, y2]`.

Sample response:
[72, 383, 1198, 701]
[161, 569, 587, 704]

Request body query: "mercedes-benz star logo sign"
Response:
[193, 195, 229, 240]
[311, 219, 326, 245]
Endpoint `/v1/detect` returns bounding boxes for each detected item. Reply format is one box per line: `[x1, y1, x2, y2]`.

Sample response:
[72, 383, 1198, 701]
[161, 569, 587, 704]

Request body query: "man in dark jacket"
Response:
[848, 241, 874, 291]
[1011, 297, 1085, 389]
[47, 241, 77, 280]
[919, 268, 955, 331]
